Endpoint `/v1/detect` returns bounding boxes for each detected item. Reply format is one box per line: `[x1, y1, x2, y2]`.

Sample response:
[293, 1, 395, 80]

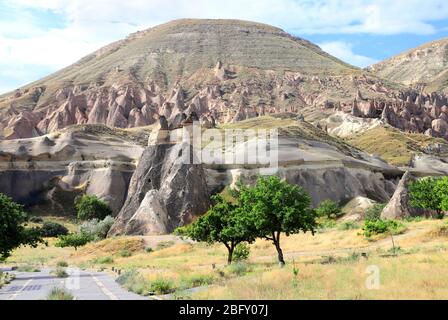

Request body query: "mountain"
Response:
[369, 38, 448, 93]
[0, 19, 395, 140]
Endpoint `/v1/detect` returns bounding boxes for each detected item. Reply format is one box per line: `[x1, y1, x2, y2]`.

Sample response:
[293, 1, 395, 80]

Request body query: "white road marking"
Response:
[91, 275, 118, 300]
[8, 279, 33, 300]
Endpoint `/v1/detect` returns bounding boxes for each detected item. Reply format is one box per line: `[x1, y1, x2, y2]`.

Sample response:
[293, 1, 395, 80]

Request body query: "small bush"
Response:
[53, 267, 68, 278]
[79, 216, 114, 241]
[116, 270, 151, 295]
[17, 265, 40, 272]
[40, 221, 69, 238]
[316, 200, 341, 219]
[338, 221, 359, 230]
[47, 287, 73, 300]
[75, 195, 112, 221]
[317, 217, 337, 231]
[233, 243, 250, 262]
[56, 261, 68, 268]
[364, 204, 386, 221]
[227, 262, 251, 276]
[181, 274, 215, 288]
[93, 256, 114, 264]
[150, 278, 175, 295]
[56, 233, 93, 250]
[362, 219, 406, 237]
[119, 249, 132, 258]
[29, 216, 43, 223]
[145, 247, 154, 253]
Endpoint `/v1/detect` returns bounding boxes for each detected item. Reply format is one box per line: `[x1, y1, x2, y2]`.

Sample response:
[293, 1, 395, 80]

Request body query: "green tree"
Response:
[315, 200, 341, 219]
[435, 178, 448, 215]
[75, 195, 112, 221]
[180, 195, 256, 264]
[0, 193, 44, 260]
[238, 176, 318, 266]
[56, 233, 93, 251]
[409, 177, 443, 218]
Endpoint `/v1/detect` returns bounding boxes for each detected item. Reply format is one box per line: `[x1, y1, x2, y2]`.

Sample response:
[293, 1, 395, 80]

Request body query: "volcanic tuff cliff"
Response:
[0, 19, 402, 141]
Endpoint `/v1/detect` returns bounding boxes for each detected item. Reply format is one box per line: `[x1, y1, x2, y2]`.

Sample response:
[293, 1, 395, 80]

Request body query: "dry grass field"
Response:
[3, 217, 448, 299]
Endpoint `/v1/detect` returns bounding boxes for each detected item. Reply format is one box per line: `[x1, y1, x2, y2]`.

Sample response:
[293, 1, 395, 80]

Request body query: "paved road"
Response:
[0, 268, 148, 300]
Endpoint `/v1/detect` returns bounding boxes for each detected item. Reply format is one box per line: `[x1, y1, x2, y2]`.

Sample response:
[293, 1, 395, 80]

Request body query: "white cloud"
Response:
[318, 41, 378, 68]
[1, 0, 448, 93]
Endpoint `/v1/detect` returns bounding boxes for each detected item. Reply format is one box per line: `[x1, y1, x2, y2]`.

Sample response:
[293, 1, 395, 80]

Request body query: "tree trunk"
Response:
[273, 232, 285, 267]
[227, 245, 234, 265]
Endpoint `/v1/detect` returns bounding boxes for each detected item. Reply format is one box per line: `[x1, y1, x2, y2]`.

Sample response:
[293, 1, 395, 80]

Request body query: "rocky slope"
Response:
[0, 19, 401, 141]
[369, 38, 448, 92]
[0, 125, 146, 215]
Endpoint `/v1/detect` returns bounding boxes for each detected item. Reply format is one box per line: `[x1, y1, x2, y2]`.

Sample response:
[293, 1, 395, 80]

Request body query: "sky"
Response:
[1, 0, 448, 94]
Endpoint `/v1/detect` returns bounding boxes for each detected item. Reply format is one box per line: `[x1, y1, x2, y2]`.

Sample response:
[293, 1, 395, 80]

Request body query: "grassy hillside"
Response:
[346, 126, 448, 166]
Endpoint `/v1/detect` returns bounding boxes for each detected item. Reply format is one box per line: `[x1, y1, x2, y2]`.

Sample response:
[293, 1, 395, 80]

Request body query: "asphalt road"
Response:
[0, 268, 148, 300]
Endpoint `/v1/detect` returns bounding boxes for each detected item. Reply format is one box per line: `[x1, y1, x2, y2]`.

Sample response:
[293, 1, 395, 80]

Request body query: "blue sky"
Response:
[1, 0, 448, 94]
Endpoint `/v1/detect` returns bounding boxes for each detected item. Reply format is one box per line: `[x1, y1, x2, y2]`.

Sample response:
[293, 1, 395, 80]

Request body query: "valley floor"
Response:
[2, 218, 448, 300]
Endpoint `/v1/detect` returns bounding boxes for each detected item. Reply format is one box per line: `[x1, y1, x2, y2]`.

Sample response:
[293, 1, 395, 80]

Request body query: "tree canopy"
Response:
[179, 195, 256, 264]
[0, 193, 44, 260]
[237, 176, 318, 266]
[75, 195, 112, 221]
[409, 176, 448, 218]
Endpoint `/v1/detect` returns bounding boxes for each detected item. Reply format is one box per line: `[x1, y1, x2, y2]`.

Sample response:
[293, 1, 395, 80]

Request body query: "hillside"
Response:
[0, 19, 397, 140]
[369, 38, 448, 92]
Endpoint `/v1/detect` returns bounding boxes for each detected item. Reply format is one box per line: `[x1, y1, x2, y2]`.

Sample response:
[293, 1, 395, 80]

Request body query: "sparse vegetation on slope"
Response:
[346, 126, 448, 166]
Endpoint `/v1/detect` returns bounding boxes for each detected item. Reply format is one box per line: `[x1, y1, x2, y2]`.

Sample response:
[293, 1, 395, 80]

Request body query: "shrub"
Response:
[40, 221, 69, 238]
[338, 221, 359, 230]
[145, 247, 154, 253]
[75, 195, 112, 221]
[317, 217, 337, 231]
[119, 249, 132, 258]
[56, 261, 68, 268]
[116, 270, 151, 295]
[47, 287, 73, 300]
[150, 278, 175, 295]
[56, 233, 93, 250]
[53, 267, 68, 278]
[180, 274, 215, 288]
[362, 219, 406, 238]
[233, 243, 250, 262]
[364, 204, 386, 221]
[29, 216, 43, 223]
[17, 264, 40, 272]
[93, 256, 114, 264]
[79, 216, 114, 241]
[227, 262, 251, 276]
[316, 200, 341, 219]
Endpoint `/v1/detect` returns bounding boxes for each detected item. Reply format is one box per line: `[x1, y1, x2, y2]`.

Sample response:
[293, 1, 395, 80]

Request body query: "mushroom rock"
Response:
[214, 60, 228, 81]
[170, 112, 187, 130]
[364, 100, 376, 118]
[168, 87, 185, 110]
[160, 102, 173, 119]
[141, 104, 157, 125]
[381, 171, 426, 220]
[200, 115, 214, 129]
[356, 89, 364, 101]
[108, 139, 211, 236]
[106, 103, 128, 128]
[232, 105, 247, 122]
[351, 99, 363, 117]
